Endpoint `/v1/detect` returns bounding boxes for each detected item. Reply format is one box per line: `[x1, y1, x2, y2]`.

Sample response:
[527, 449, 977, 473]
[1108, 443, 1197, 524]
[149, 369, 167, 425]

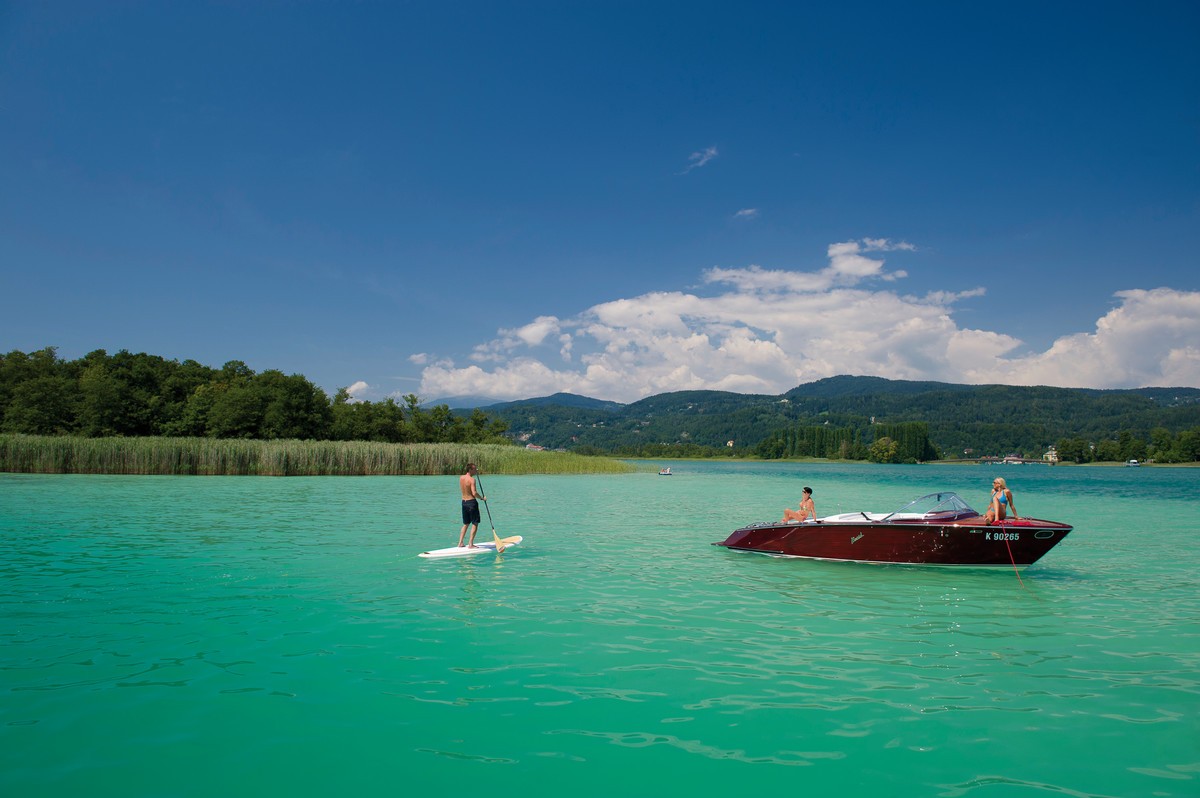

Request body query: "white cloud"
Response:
[703, 264, 809, 293]
[420, 358, 570, 401]
[680, 145, 718, 174]
[733, 208, 759, 220]
[345, 380, 370, 402]
[408, 353, 428, 365]
[470, 315, 562, 362]
[825, 239, 910, 284]
[417, 240, 1200, 402]
[513, 315, 561, 346]
[862, 238, 916, 252]
[978, 288, 1200, 388]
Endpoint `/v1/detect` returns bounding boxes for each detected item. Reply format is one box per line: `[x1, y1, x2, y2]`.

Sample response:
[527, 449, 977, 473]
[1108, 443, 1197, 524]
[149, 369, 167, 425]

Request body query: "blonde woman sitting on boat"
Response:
[984, 477, 1019, 524]
[781, 486, 816, 523]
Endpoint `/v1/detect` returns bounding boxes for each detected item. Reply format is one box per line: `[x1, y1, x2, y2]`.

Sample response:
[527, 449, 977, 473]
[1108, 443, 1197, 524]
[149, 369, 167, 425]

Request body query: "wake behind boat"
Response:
[714, 492, 1072, 567]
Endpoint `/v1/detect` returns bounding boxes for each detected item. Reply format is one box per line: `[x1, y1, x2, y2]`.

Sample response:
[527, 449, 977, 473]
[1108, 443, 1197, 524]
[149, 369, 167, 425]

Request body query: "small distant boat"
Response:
[714, 491, 1072, 567]
[658, 467, 672, 476]
[1126, 460, 1140, 467]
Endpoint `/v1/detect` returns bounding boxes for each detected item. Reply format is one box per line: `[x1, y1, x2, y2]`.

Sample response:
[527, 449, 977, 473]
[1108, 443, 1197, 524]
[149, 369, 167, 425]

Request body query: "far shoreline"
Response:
[628, 456, 1198, 468]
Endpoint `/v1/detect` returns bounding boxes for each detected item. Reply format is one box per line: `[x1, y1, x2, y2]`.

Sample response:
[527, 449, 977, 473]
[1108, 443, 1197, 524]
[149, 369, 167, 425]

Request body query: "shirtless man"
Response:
[457, 463, 486, 548]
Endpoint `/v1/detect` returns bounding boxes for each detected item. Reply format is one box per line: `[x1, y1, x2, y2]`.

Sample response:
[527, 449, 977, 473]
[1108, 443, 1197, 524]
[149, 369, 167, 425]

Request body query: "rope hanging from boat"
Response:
[1001, 523, 1026, 589]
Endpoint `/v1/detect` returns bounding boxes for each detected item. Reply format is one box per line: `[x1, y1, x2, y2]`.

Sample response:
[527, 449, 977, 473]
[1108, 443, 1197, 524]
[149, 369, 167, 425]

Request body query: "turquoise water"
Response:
[2, 463, 1197, 797]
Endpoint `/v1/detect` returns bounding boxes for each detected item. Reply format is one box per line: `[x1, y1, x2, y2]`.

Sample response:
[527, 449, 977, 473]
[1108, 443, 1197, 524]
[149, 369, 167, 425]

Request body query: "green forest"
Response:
[480, 378, 1200, 463]
[0, 348, 510, 445]
[4, 348, 1200, 464]
[755, 421, 940, 464]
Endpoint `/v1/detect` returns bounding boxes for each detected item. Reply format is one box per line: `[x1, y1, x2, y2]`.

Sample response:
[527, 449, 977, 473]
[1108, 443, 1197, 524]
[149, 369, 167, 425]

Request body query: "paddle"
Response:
[473, 473, 505, 553]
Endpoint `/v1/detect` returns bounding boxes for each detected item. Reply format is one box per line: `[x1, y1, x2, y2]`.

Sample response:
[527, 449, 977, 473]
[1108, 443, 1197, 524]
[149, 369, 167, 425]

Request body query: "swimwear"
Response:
[461, 499, 481, 525]
[997, 493, 1008, 506]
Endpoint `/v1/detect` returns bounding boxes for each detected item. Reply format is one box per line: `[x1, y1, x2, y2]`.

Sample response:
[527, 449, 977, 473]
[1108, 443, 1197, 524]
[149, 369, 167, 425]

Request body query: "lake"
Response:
[2, 462, 1197, 797]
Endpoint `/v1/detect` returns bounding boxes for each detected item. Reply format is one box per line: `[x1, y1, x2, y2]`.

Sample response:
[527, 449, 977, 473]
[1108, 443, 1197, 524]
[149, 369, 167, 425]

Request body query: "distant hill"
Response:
[625, 389, 776, 415]
[787, 375, 974, 398]
[466, 375, 1200, 457]
[481, 392, 626, 413]
[431, 395, 505, 410]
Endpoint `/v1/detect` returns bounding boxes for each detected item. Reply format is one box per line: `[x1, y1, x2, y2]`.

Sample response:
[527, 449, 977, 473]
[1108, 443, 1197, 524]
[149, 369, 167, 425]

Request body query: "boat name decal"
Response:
[850, 533, 864, 544]
[986, 532, 1020, 541]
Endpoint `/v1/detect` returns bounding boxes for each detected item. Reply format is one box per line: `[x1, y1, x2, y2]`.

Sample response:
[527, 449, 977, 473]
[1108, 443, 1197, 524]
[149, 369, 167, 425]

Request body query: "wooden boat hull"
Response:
[714, 517, 1073, 566]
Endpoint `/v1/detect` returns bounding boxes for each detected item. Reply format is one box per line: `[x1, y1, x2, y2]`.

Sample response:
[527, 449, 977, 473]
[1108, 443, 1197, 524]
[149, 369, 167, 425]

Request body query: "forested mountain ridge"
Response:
[4, 347, 1197, 461]
[784, 375, 976, 398]
[474, 377, 1200, 460]
[481, 392, 626, 413]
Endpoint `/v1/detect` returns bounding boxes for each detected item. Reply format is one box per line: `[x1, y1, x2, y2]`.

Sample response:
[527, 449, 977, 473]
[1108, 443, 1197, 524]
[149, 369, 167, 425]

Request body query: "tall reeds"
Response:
[0, 435, 634, 476]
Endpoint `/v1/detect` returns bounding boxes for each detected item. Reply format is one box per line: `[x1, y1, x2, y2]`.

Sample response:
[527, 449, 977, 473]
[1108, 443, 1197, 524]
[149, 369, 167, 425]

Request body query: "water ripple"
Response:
[2, 470, 1198, 798]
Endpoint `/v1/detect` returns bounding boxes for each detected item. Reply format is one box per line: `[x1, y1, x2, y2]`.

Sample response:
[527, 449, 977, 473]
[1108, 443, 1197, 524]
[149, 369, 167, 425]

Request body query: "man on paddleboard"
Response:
[457, 463, 486, 548]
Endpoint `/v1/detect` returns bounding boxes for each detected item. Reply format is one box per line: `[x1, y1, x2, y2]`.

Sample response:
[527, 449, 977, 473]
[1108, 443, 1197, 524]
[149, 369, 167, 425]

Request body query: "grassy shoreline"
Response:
[0, 435, 635, 476]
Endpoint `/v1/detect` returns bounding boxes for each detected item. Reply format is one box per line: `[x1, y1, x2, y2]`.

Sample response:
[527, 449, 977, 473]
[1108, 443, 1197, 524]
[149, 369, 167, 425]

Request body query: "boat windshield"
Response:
[882, 492, 978, 521]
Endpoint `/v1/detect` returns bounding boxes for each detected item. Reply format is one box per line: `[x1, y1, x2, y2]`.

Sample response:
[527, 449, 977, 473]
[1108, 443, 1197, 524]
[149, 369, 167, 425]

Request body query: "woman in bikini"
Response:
[781, 486, 816, 523]
[984, 477, 1018, 524]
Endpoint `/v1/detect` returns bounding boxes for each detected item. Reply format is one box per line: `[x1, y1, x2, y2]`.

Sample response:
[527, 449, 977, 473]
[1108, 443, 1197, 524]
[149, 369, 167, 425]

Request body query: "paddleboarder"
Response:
[457, 463, 486, 548]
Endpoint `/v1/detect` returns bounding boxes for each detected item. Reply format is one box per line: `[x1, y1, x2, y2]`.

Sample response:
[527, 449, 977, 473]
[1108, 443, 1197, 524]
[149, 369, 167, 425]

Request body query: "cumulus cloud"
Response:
[680, 145, 718, 174]
[825, 239, 911, 284]
[470, 315, 562, 362]
[345, 380, 370, 402]
[516, 316, 560, 346]
[417, 240, 1200, 402]
[979, 288, 1200, 388]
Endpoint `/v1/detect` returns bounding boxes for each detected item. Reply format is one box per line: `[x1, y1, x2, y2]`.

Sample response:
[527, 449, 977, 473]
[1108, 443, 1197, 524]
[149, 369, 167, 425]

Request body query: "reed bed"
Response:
[0, 435, 634, 476]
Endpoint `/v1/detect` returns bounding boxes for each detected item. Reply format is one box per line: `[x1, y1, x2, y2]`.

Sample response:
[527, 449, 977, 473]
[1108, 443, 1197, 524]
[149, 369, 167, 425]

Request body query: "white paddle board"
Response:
[419, 535, 523, 559]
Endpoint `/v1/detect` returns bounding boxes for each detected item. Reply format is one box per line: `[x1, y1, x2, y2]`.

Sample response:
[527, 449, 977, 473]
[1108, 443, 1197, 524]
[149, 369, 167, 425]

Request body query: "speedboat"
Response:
[659, 467, 672, 476]
[713, 491, 1072, 567]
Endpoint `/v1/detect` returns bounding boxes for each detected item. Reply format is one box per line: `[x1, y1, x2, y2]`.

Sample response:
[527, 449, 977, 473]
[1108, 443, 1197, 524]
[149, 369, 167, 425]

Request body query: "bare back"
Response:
[460, 473, 479, 501]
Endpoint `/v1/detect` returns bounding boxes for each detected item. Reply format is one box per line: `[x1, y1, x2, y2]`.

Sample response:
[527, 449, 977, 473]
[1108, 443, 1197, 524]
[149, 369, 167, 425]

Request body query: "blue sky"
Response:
[3, 1, 1198, 403]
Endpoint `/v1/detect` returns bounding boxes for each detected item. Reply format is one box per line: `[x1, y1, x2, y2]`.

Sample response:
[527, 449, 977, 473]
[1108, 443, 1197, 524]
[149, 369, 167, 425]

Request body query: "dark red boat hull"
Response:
[714, 516, 1072, 566]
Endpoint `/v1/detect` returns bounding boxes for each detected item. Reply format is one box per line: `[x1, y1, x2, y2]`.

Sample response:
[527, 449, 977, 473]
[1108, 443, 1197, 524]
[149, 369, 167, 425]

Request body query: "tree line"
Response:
[5, 348, 1198, 461]
[1054, 429, 1200, 464]
[755, 421, 940, 463]
[754, 420, 1200, 464]
[781, 379, 1200, 459]
[483, 380, 1200, 461]
[0, 348, 511, 444]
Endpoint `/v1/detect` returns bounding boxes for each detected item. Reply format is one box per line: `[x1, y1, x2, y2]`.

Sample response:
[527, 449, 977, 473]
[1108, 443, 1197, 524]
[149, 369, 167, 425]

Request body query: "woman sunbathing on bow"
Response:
[781, 486, 816, 523]
[984, 477, 1019, 524]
